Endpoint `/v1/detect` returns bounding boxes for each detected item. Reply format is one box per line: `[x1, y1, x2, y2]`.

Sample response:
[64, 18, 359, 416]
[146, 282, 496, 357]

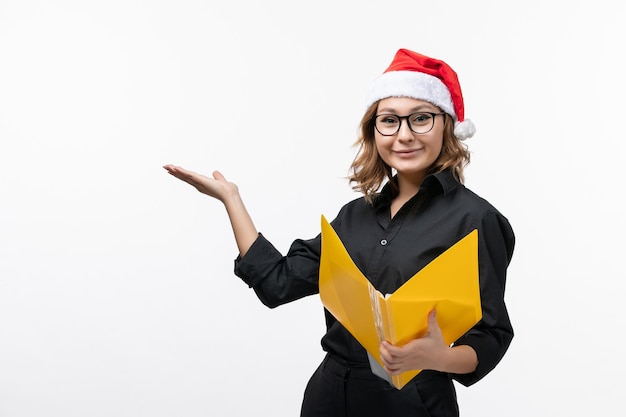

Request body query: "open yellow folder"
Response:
[318, 215, 481, 389]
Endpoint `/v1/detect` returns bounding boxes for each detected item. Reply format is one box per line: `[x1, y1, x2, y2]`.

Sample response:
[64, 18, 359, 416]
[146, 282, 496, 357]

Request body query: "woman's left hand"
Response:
[379, 309, 450, 375]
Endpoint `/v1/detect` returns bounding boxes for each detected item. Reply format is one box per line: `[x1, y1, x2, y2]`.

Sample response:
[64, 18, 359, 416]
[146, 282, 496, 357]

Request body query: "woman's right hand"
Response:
[162, 164, 239, 203]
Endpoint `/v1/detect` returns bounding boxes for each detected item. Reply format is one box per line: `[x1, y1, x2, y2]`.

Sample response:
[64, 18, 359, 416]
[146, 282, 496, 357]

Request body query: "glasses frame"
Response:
[373, 112, 446, 136]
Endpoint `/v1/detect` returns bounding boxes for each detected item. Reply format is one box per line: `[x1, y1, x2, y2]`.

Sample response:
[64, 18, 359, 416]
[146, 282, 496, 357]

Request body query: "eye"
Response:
[410, 113, 433, 125]
[379, 115, 399, 125]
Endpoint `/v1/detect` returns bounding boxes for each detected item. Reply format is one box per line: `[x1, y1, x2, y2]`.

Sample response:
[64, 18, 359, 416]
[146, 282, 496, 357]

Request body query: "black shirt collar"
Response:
[374, 169, 460, 209]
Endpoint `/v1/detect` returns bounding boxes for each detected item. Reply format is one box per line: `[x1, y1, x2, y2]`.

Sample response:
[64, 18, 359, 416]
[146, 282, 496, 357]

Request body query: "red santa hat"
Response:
[365, 49, 476, 140]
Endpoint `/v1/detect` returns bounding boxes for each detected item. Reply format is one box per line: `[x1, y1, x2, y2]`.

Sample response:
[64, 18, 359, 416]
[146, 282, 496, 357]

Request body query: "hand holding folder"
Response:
[318, 215, 481, 389]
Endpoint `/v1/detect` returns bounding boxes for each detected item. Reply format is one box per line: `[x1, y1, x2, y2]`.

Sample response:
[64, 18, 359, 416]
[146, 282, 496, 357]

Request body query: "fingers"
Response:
[381, 341, 404, 363]
[163, 164, 193, 176]
[164, 165, 220, 185]
[163, 164, 195, 184]
[163, 164, 202, 182]
[163, 166, 215, 198]
[379, 341, 403, 374]
[162, 164, 176, 173]
[163, 164, 189, 179]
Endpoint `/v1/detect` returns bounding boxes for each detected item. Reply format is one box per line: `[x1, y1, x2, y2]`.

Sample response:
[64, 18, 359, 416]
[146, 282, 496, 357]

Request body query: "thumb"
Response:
[427, 309, 439, 330]
[212, 170, 227, 181]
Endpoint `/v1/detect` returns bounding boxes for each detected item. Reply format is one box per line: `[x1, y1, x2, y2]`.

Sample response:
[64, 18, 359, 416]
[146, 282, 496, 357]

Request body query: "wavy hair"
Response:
[348, 103, 471, 204]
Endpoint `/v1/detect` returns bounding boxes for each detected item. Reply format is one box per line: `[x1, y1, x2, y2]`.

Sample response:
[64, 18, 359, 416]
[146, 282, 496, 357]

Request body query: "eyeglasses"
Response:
[373, 112, 446, 136]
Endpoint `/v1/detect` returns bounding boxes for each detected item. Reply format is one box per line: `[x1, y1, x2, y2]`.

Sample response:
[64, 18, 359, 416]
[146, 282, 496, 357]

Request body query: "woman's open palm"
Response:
[163, 164, 238, 203]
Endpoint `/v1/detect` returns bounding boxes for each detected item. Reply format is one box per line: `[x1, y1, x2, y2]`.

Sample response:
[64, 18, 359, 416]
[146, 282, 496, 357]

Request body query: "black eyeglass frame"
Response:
[373, 112, 446, 136]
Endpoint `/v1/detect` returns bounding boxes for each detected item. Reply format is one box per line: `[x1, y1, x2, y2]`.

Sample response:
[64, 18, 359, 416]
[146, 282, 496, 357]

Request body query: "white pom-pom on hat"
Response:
[366, 49, 476, 140]
[454, 119, 476, 141]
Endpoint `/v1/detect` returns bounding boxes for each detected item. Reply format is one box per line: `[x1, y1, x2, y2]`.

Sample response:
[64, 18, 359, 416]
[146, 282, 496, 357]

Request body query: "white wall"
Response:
[1, 1, 624, 416]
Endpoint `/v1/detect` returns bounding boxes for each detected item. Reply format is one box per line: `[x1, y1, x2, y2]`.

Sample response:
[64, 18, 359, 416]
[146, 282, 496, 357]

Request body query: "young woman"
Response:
[163, 48, 515, 417]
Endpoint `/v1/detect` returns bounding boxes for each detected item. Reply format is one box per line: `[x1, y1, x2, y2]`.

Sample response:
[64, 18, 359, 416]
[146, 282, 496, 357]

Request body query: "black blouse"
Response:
[234, 169, 515, 387]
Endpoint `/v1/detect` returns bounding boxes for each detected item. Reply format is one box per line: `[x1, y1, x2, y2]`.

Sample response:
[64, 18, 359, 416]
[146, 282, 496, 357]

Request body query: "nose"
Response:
[397, 118, 414, 140]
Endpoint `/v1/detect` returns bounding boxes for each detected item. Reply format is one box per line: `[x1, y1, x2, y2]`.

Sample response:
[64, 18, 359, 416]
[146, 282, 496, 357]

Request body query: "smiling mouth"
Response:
[395, 149, 423, 154]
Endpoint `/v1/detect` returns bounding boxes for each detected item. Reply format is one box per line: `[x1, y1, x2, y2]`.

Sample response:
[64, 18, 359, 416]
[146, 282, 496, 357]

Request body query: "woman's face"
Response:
[374, 97, 445, 182]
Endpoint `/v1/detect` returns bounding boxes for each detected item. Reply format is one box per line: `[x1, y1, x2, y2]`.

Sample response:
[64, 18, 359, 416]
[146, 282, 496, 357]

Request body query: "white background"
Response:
[1, 1, 624, 416]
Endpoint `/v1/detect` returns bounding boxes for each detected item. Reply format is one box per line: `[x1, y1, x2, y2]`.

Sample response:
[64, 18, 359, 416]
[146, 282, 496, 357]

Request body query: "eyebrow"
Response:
[377, 103, 438, 113]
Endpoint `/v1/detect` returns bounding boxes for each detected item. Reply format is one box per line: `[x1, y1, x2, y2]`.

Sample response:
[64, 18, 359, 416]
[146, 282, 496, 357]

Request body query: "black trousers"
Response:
[300, 354, 459, 417]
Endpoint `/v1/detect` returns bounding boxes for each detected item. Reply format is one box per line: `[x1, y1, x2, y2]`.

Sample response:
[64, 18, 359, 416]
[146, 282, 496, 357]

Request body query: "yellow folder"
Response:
[318, 215, 481, 389]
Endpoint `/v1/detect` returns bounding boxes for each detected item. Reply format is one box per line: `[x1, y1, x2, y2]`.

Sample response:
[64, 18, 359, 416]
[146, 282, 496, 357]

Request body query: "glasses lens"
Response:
[409, 113, 434, 134]
[375, 115, 400, 135]
[375, 113, 437, 135]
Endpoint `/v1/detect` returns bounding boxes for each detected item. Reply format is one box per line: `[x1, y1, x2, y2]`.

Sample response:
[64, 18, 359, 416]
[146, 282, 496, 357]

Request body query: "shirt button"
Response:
[380, 239, 388, 246]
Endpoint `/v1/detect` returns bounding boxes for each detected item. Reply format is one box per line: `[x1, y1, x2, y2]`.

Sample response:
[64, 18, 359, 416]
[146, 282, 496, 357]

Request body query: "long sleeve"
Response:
[234, 232, 322, 308]
[451, 210, 515, 386]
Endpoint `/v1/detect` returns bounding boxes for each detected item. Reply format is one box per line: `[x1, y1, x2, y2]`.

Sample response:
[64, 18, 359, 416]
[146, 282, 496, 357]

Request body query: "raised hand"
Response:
[162, 164, 239, 203]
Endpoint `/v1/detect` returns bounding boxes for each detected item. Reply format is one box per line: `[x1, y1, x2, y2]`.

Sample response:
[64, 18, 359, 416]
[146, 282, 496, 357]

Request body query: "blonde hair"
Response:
[348, 103, 471, 203]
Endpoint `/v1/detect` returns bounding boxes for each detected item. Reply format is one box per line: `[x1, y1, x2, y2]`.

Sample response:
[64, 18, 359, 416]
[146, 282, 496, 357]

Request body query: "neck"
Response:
[390, 172, 425, 218]
[396, 172, 425, 198]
